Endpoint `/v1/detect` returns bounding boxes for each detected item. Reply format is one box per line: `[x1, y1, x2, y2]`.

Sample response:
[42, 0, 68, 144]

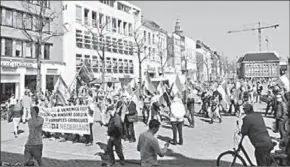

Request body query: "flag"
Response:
[51, 76, 70, 105]
[78, 62, 94, 84]
[126, 84, 134, 96]
[157, 82, 167, 107]
[172, 75, 184, 95]
[278, 74, 289, 91]
[144, 72, 156, 95]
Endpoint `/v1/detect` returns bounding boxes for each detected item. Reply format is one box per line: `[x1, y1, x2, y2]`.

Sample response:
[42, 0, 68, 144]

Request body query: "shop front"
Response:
[0, 58, 65, 102]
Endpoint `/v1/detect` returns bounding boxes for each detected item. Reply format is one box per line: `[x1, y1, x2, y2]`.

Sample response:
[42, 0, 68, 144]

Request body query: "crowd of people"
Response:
[3, 76, 290, 166]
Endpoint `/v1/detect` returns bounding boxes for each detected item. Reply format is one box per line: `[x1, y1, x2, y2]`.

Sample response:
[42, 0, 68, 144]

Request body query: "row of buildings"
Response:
[1, 1, 286, 101]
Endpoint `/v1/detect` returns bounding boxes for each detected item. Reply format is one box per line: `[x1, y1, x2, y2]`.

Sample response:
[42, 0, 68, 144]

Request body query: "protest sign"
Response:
[39, 106, 90, 135]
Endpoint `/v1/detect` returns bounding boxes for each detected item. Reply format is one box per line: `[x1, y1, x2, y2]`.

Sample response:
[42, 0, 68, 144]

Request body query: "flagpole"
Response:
[68, 63, 84, 92]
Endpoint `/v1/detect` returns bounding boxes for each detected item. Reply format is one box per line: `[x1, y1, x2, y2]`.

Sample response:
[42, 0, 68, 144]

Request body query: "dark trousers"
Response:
[228, 100, 238, 114]
[125, 120, 135, 141]
[255, 147, 272, 166]
[86, 123, 93, 143]
[187, 107, 195, 127]
[265, 102, 272, 116]
[24, 144, 43, 166]
[171, 121, 183, 144]
[276, 119, 286, 139]
[107, 136, 125, 164]
[142, 107, 150, 123]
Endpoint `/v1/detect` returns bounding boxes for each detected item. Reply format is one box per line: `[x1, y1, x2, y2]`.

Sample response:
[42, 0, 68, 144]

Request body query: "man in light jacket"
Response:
[22, 91, 32, 123]
[170, 93, 186, 145]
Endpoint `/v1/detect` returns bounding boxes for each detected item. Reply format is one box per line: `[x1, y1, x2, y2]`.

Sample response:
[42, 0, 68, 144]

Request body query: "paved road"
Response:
[1, 103, 279, 166]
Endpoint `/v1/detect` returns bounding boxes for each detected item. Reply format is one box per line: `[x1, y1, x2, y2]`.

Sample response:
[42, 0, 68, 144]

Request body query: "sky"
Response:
[131, 1, 289, 61]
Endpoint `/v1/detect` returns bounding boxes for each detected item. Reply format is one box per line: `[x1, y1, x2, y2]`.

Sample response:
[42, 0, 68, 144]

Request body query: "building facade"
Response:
[196, 40, 212, 81]
[237, 52, 280, 79]
[0, 0, 65, 101]
[60, 1, 141, 85]
[183, 36, 197, 80]
[141, 18, 167, 78]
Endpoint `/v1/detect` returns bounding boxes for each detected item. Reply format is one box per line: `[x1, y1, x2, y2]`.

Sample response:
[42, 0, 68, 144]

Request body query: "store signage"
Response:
[1, 60, 36, 68]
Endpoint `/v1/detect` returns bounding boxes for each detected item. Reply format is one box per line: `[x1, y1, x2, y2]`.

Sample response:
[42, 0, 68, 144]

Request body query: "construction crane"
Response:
[227, 22, 279, 52]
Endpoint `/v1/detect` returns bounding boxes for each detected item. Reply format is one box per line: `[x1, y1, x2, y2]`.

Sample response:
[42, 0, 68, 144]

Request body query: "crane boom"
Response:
[227, 22, 279, 52]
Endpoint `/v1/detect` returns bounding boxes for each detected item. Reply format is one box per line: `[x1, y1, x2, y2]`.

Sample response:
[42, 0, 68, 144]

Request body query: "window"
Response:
[35, 43, 41, 58]
[84, 8, 89, 25]
[129, 60, 133, 74]
[43, 17, 50, 32]
[106, 57, 112, 73]
[148, 47, 151, 57]
[33, 16, 41, 31]
[118, 39, 123, 54]
[23, 13, 32, 30]
[15, 40, 23, 57]
[129, 41, 133, 55]
[118, 59, 123, 73]
[76, 29, 83, 48]
[25, 42, 32, 57]
[106, 36, 111, 52]
[92, 56, 99, 73]
[13, 11, 23, 28]
[106, 16, 111, 31]
[118, 20, 122, 34]
[124, 59, 129, 73]
[92, 35, 98, 50]
[44, 44, 50, 59]
[76, 5, 82, 24]
[92, 11, 97, 28]
[99, 13, 103, 28]
[112, 38, 117, 53]
[3, 8, 13, 26]
[84, 31, 91, 49]
[143, 31, 146, 42]
[123, 40, 128, 55]
[113, 58, 118, 73]
[43, 0, 50, 8]
[76, 54, 82, 71]
[128, 23, 132, 36]
[148, 32, 151, 44]
[152, 48, 155, 60]
[153, 34, 155, 44]
[123, 22, 127, 36]
[4, 38, 12, 56]
[112, 18, 117, 33]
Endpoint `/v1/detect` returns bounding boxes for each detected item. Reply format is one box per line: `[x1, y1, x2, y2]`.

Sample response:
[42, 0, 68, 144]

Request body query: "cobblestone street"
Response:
[1, 103, 280, 166]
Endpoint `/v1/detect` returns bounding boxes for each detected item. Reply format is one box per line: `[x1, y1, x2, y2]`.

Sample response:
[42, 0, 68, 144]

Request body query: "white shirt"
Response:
[170, 100, 186, 122]
[9, 98, 17, 105]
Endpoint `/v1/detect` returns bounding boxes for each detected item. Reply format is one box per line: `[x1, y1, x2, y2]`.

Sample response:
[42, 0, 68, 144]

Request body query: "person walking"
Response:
[137, 119, 169, 166]
[105, 101, 125, 166]
[169, 93, 186, 145]
[125, 95, 138, 143]
[275, 94, 287, 140]
[86, 93, 95, 146]
[186, 89, 195, 128]
[24, 106, 44, 166]
[22, 91, 33, 123]
[8, 99, 23, 138]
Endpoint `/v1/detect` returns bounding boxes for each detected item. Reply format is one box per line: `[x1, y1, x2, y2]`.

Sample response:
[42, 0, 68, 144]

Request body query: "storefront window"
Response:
[25, 75, 36, 91]
[26, 42, 32, 57]
[44, 44, 50, 59]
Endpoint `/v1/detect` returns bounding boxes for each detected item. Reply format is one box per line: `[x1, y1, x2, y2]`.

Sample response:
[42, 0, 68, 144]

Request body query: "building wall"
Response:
[184, 37, 197, 80]
[60, 1, 141, 85]
[242, 61, 280, 78]
[0, 0, 65, 100]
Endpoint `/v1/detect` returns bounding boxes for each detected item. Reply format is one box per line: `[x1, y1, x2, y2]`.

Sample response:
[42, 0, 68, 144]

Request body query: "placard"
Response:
[39, 106, 90, 135]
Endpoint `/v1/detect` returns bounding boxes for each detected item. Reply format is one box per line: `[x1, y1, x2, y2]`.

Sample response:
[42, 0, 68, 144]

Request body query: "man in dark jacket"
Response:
[186, 89, 195, 128]
[8, 99, 23, 138]
[241, 103, 273, 166]
[106, 101, 125, 166]
[125, 97, 138, 143]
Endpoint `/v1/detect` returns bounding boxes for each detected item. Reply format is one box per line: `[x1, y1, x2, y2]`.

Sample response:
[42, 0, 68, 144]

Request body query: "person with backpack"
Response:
[106, 100, 125, 166]
[8, 99, 23, 138]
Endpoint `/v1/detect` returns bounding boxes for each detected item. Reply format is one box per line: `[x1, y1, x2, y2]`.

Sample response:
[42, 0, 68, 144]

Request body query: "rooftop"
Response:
[237, 52, 280, 63]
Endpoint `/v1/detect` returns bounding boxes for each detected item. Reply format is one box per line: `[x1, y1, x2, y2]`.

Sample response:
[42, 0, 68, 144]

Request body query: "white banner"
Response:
[39, 106, 90, 135]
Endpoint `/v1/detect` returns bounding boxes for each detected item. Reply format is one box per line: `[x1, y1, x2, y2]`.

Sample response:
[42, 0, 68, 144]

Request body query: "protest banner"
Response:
[39, 106, 90, 135]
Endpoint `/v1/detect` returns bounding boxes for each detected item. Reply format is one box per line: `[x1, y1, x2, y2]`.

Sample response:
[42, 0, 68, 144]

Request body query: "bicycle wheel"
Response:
[217, 151, 247, 166]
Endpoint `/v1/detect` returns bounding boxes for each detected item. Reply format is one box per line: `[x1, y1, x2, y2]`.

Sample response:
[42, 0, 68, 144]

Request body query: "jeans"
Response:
[124, 119, 136, 141]
[86, 123, 93, 143]
[171, 121, 183, 144]
[255, 146, 272, 166]
[107, 136, 125, 164]
[24, 144, 43, 166]
[187, 106, 195, 127]
[13, 117, 21, 136]
[265, 101, 272, 116]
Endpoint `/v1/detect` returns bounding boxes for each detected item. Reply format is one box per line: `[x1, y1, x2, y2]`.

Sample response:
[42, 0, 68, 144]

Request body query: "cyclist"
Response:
[241, 103, 273, 166]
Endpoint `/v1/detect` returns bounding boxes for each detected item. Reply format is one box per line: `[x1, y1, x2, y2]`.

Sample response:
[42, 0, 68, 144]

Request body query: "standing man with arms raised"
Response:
[24, 106, 44, 166]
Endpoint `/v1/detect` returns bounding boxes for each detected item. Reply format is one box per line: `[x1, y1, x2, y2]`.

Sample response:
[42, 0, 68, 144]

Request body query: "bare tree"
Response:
[156, 31, 169, 76]
[131, 18, 150, 88]
[21, 1, 68, 97]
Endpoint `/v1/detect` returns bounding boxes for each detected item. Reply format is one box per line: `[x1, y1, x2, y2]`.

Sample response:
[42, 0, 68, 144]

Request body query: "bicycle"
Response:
[216, 120, 287, 166]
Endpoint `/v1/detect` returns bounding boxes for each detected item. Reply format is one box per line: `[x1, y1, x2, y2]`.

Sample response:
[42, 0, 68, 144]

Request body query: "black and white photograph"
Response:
[0, 0, 289, 166]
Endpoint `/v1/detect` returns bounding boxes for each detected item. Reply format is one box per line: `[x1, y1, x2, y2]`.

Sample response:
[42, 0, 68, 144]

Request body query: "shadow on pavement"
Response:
[157, 135, 172, 143]
[161, 125, 172, 130]
[1, 149, 236, 167]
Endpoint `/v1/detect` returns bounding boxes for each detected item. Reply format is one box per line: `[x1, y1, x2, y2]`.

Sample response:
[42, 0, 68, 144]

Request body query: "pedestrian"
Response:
[169, 93, 185, 145]
[125, 95, 138, 143]
[186, 89, 195, 128]
[275, 94, 287, 140]
[137, 119, 169, 166]
[105, 100, 125, 166]
[8, 99, 23, 138]
[22, 91, 33, 123]
[24, 106, 44, 166]
[86, 94, 95, 146]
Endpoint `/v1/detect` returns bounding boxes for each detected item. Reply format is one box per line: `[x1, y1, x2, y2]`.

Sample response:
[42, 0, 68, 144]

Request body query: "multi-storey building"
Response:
[60, 1, 141, 85]
[167, 18, 185, 74]
[237, 52, 280, 79]
[183, 37, 197, 80]
[141, 18, 167, 78]
[0, 1, 65, 101]
[196, 40, 212, 81]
